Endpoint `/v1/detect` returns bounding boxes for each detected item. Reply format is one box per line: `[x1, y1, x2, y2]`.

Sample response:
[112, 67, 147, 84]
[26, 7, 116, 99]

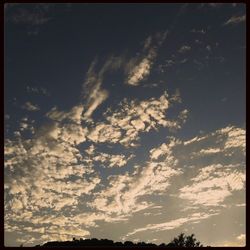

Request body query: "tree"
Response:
[167, 233, 203, 247]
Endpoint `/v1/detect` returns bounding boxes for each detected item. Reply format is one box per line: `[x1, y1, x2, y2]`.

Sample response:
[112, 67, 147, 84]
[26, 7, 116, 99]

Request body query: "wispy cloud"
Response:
[223, 15, 246, 26]
[10, 8, 51, 25]
[26, 86, 50, 96]
[178, 45, 191, 53]
[126, 31, 167, 86]
[125, 211, 219, 238]
[22, 101, 40, 111]
[191, 28, 206, 34]
[6, 4, 53, 35]
[82, 56, 124, 120]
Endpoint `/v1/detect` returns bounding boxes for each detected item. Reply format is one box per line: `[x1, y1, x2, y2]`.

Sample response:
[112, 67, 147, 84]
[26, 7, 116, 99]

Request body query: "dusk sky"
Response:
[4, 3, 246, 247]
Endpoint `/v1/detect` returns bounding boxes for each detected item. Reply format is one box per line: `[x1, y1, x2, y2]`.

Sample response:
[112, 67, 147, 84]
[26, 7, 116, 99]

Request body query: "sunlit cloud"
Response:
[179, 164, 245, 206]
[125, 211, 219, 238]
[126, 31, 167, 86]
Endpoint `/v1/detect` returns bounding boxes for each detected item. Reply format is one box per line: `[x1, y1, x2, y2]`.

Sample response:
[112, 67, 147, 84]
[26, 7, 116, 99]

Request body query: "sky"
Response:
[4, 3, 246, 247]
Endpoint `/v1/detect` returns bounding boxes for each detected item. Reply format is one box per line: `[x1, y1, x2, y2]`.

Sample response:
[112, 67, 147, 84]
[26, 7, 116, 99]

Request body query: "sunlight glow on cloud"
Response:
[126, 31, 167, 86]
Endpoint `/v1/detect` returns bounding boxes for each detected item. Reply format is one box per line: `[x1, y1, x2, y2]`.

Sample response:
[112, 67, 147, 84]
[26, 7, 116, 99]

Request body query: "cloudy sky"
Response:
[4, 3, 246, 247]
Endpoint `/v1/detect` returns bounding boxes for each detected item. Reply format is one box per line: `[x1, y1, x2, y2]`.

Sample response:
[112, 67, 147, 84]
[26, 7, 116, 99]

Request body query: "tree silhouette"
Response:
[35, 233, 205, 247]
[167, 233, 203, 247]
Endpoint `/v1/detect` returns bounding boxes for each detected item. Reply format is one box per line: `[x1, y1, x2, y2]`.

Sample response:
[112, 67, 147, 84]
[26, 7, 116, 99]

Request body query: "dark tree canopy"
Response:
[34, 233, 206, 247]
[167, 233, 203, 247]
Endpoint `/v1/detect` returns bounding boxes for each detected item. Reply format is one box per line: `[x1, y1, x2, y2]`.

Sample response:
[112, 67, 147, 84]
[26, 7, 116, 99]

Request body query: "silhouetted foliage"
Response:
[35, 233, 206, 247]
[167, 233, 203, 247]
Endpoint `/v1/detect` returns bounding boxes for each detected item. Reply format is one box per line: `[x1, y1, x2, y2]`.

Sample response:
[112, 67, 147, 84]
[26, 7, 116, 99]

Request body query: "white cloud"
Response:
[224, 15, 246, 25]
[102, 92, 184, 147]
[22, 101, 40, 111]
[179, 164, 245, 206]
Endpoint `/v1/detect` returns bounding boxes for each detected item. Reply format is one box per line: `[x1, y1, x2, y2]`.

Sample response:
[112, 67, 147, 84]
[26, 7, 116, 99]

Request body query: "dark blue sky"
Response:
[4, 3, 245, 247]
[5, 3, 245, 138]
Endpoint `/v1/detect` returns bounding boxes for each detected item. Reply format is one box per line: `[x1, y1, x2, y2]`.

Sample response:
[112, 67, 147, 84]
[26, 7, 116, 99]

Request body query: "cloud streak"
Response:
[126, 31, 167, 86]
[224, 15, 246, 26]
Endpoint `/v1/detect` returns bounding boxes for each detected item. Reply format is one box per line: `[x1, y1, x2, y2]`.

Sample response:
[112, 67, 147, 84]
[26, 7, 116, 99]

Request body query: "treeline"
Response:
[35, 233, 208, 247]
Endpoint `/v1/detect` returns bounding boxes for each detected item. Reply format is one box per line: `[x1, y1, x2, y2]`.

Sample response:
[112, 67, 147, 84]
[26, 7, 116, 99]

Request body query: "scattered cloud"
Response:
[179, 164, 245, 206]
[102, 92, 185, 147]
[88, 143, 182, 216]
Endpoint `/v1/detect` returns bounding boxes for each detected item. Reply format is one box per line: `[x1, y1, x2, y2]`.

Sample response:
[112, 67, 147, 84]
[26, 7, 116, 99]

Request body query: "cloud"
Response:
[237, 234, 245, 241]
[178, 45, 191, 53]
[93, 152, 133, 168]
[127, 57, 153, 86]
[26, 86, 50, 96]
[5, 123, 245, 245]
[191, 28, 206, 34]
[223, 15, 246, 26]
[46, 104, 84, 125]
[22, 101, 40, 111]
[10, 7, 51, 25]
[125, 211, 219, 238]
[179, 164, 245, 206]
[87, 123, 122, 144]
[6, 4, 54, 35]
[82, 56, 124, 120]
[218, 233, 246, 247]
[100, 91, 186, 147]
[85, 145, 134, 168]
[126, 31, 167, 86]
[88, 137, 182, 217]
[4, 104, 101, 244]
